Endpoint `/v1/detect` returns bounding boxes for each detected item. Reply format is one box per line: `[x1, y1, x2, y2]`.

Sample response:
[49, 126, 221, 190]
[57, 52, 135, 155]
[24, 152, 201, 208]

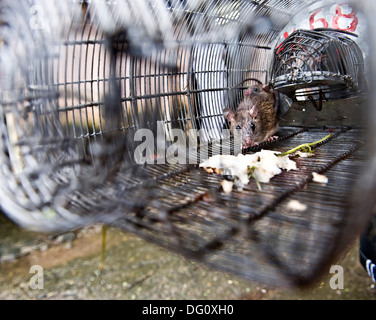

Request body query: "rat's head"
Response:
[223, 107, 261, 148]
[244, 84, 274, 101]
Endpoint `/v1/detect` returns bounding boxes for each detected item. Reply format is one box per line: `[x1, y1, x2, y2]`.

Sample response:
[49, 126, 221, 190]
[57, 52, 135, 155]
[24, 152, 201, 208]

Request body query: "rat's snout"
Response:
[242, 136, 253, 148]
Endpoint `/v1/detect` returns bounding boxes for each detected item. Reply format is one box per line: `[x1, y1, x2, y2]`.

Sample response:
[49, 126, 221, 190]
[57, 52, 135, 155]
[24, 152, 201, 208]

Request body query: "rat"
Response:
[223, 81, 279, 148]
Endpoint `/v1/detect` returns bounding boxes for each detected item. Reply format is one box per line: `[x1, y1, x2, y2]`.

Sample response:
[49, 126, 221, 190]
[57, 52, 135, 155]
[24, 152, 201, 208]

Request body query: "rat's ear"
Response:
[263, 85, 270, 92]
[223, 108, 236, 122]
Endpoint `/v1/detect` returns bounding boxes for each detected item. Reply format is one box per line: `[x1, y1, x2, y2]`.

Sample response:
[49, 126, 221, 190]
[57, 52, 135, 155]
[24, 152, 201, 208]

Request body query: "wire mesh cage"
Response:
[270, 28, 366, 109]
[0, 0, 376, 287]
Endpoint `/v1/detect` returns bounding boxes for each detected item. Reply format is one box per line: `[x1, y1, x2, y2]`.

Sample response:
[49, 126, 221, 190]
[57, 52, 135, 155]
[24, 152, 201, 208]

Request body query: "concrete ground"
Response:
[0, 212, 375, 300]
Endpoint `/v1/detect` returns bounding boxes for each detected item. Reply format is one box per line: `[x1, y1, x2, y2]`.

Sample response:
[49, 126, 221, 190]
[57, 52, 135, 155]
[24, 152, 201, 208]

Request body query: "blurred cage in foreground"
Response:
[0, 0, 376, 287]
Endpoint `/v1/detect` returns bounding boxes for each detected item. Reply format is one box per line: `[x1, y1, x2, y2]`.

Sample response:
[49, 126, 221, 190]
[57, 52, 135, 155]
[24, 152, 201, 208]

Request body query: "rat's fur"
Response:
[224, 83, 279, 148]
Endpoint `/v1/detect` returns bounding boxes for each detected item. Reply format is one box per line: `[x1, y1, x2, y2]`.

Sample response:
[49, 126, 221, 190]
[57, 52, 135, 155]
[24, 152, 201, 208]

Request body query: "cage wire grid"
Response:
[270, 28, 366, 104]
[0, 0, 375, 287]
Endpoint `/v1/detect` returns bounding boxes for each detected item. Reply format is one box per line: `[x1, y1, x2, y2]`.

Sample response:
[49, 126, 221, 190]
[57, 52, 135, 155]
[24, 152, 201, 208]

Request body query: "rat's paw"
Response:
[242, 142, 258, 149]
[266, 135, 278, 142]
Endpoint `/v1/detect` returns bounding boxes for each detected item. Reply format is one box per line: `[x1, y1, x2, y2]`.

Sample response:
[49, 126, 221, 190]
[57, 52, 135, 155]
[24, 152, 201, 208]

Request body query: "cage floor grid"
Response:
[94, 126, 366, 286]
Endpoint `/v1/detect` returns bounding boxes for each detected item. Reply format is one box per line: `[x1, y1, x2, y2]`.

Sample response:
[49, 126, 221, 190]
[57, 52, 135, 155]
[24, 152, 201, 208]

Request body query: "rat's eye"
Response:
[236, 125, 241, 130]
[250, 123, 255, 132]
[253, 87, 259, 92]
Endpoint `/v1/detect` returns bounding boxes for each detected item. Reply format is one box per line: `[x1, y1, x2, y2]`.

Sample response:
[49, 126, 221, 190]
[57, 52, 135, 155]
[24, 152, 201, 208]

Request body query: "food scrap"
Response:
[286, 199, 308, 212]
[200, 150, 297, 192]
[200, 135, 332, 193]
[294, 151, 315, 158]
[220, 179, 234, 194]
[278, 134, 332, 157]
[312, 172, 328, 184]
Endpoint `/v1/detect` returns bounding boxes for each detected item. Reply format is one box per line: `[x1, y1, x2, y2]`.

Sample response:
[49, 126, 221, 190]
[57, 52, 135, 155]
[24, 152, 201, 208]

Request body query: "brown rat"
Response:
[223, 82, 279, 148]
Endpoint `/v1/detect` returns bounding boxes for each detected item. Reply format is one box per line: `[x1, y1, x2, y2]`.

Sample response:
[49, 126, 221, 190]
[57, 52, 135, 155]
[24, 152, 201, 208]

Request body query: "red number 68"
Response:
[309, 4, 358, 32]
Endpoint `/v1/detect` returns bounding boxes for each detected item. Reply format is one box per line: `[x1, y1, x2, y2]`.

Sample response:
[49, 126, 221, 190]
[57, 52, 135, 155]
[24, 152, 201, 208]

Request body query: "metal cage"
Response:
[0, 0, 375, 287]
[270, 28, 366, 109]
